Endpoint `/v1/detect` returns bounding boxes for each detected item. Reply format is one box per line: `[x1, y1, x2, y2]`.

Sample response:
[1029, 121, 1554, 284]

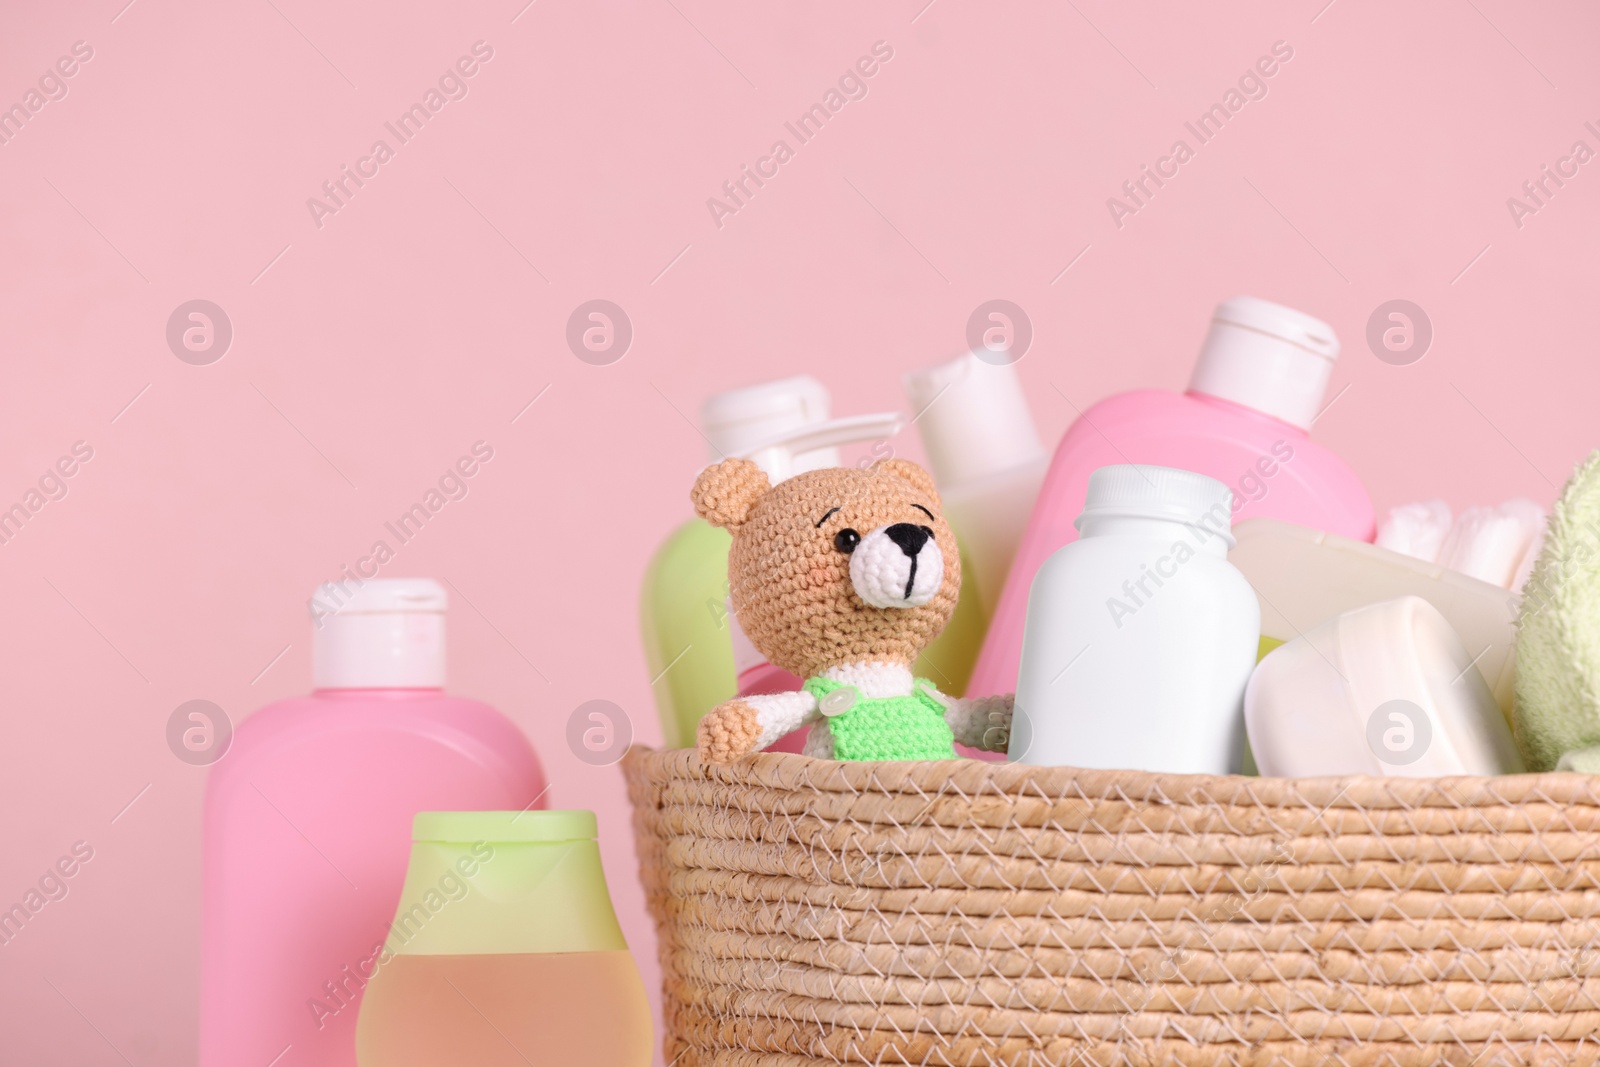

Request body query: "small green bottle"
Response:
[356, 811, 652, 1066]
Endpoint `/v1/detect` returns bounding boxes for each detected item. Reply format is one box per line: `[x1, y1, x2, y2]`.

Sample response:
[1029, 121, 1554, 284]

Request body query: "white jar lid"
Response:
[1245, 595, 1523, 777]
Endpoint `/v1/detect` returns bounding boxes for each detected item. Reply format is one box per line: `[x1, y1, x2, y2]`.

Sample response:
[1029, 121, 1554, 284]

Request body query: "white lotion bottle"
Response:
[903, 352, 1047, 617]
[1011, 465, 1261, 773]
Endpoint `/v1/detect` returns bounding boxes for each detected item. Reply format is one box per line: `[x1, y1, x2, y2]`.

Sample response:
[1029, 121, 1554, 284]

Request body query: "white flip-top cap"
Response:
[1076, 465, 1236, 546]
[311, 578, 446, 689]
[1187, 296, 1340, 431]
[903, 353, 1044, 490]
[700, 376, 837, 475]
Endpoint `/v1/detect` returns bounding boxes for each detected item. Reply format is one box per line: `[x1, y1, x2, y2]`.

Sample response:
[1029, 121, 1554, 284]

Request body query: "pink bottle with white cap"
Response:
[968, 296, 1376, 698]
[200, 579, 545, 1067]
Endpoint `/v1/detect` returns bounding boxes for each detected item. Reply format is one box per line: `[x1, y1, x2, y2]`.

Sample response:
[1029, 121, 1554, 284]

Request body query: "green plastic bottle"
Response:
[356, 811, 651, 1067]
[641, 376, 832, 748]
[641, 376, 906, 750]
[640, 517, 734, 749]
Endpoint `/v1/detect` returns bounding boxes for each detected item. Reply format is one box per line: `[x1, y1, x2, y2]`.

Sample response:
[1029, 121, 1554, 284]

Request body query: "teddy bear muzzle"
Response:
[849, 522, 944, 609]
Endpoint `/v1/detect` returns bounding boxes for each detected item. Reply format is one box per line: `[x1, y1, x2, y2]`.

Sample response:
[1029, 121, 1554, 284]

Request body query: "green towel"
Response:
[1557, 746, 1600, 774]
[1515, 451, 1600, 771]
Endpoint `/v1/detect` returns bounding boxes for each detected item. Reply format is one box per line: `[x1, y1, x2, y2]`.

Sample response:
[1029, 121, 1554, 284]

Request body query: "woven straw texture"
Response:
[623, 747, 1600, 1067]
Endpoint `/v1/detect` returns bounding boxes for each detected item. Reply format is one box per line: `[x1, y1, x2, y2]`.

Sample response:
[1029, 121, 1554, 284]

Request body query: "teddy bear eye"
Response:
[833, 528, 861, 554]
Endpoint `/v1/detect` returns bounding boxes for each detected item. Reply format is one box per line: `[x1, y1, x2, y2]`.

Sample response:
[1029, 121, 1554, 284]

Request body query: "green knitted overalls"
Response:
[802, 676, 957, 761]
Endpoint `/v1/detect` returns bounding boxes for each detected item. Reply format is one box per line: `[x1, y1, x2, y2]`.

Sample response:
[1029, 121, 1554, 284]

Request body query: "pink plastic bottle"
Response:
[200, 579, 546, 1067]
[968, 296, 1376, 698]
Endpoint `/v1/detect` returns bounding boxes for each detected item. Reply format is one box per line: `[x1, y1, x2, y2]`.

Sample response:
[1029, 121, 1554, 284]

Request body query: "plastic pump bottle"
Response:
[640, 376, 837, 748]
[640, 377, 908, 749]
[200, 579, 546, 1067]
[1011, 466, 1260, 773]
[970, 296, 1374, 698]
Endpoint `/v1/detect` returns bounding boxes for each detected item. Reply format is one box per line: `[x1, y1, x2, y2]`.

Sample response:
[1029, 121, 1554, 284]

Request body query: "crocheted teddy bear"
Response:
[691, 456, 1015, 763]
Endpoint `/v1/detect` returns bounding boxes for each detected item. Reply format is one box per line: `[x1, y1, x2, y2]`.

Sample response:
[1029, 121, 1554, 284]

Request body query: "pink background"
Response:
[2, 0, 1597, 1063]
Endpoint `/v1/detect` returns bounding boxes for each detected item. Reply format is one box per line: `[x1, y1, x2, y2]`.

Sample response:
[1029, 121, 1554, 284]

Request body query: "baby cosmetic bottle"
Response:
[641, 376, 836, 748]
[1012, 466, 1260, 773]
[356, 811, 651, 1067]
[904, 352, 1048, 696]
[971, 297, 1373, 698]
[200, 579, 546, 1067]
[639, 374, 904, 751]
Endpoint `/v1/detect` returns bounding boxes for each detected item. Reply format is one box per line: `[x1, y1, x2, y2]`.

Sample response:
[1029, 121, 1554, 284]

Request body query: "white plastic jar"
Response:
[1010, 464, 1260, 773]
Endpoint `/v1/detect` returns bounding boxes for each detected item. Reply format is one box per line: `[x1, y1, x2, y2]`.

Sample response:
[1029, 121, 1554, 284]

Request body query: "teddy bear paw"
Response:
[697, 699, 764, 764]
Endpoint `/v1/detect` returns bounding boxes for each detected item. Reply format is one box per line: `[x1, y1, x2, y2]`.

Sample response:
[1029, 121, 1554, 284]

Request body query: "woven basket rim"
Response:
[623, 745, 1600, 809]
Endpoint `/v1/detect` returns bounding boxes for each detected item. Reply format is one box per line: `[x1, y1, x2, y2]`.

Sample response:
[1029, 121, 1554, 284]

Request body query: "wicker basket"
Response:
[623, 747, 1600, 1066]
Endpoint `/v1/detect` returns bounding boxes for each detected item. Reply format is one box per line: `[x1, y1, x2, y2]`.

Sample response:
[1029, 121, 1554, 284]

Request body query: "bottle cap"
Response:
[903, 352, 1044, 489]
[310, 577, 446, 689]
[1076, 464, 1236, 546]
[1187, 296, 1339, 431]
[701, 376, 835, 473]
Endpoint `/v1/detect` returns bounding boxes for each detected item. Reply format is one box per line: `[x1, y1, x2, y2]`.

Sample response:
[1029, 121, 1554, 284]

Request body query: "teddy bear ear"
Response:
[691, 458, 771, 530]
[874, 458, 942, 505]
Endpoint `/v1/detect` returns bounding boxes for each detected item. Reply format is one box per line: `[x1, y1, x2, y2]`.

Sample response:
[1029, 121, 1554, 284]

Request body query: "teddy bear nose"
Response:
[849, 522, 945, 608]
[885, 523, 934, 557]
